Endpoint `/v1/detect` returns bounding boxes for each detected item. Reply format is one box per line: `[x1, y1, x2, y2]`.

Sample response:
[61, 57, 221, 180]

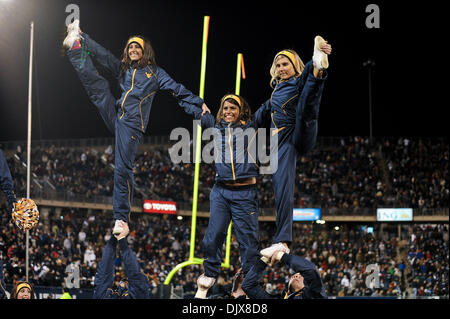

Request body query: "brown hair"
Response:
[216, 94, 251, 127]
[120, 35, 156, 72]
[10, 281, 36, 299]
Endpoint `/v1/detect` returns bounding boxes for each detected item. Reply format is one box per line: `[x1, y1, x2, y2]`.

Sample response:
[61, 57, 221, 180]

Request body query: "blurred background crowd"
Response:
[0, 136, 448, 298]
[3, 136, 448, 214]
[1, 204, 448, 298]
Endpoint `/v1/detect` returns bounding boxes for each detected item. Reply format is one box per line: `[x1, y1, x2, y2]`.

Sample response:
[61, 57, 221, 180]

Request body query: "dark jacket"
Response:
[266, 60, 327, 155]
[83, 33, 204, 133]
[267, 61, 316, 129]
[242, 254, 327, 299]
[180, 102, 271, 182]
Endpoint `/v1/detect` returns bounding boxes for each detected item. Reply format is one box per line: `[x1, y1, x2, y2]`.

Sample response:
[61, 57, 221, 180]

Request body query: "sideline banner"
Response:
[143, 200, 177, 215]
[377, 208, 413, 221]
[293, 208, 321, 221]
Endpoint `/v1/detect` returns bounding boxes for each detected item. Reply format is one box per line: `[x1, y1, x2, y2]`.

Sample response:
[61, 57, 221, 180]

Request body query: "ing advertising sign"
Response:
[377, 208, 413, 221]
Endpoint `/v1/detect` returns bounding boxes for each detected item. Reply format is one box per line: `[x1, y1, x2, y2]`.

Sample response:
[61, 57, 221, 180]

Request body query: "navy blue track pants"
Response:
[202, 183, 260, 278]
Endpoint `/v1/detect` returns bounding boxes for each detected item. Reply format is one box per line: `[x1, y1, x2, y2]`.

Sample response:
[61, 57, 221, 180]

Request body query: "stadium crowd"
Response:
[0, 136, 447, 298]
[0, 201, 448, 298]
[381, 137, 448, 210]
[2, 136, 448, 213]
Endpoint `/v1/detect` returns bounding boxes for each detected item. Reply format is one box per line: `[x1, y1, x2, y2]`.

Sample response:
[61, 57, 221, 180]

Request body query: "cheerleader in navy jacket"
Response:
[180, 94, 271, 298]
[63, 20, 210, 235]
[259, 36, 332, 258]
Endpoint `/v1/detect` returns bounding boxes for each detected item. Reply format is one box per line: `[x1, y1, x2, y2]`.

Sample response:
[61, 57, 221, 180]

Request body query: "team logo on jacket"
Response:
[145, 72, 152, 78]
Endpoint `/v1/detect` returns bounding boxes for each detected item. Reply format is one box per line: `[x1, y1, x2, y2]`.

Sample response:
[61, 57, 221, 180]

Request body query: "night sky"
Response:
[0, 0, 443, 142]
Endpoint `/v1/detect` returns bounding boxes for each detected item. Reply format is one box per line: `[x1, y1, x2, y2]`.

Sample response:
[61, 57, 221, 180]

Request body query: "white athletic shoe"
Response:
[197, 274, 216, 289]
[112, 219, 124, 236]
[313, 35, 329, 71]
[260, 242, 290, 259]
[63, 19, 81, 49]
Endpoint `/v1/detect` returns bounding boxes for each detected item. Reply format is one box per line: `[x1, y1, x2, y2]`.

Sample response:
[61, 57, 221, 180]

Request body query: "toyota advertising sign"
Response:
[143, 200, 177, 215]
